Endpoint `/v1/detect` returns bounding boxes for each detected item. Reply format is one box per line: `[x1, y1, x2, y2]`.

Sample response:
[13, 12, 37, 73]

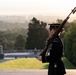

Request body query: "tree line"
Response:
[0, 28, 27, 50]
[63, 20, 76, 66]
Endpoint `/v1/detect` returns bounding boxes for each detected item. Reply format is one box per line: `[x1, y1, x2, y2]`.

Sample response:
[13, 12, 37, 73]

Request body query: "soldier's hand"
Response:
[36, 56, 42, 61]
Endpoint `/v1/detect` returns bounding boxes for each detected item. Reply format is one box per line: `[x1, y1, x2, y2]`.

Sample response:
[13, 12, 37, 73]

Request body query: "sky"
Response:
[0, 0, 76, 16]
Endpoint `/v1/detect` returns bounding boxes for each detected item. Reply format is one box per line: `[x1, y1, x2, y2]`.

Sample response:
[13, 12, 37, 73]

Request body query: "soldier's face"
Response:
[49, 29, 55, 36]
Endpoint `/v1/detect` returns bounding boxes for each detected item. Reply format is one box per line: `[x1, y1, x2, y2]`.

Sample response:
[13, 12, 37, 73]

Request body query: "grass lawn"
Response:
[62, 57, 76, 69]
[0, 58, 48, 69]
[0, 57, 76, 69]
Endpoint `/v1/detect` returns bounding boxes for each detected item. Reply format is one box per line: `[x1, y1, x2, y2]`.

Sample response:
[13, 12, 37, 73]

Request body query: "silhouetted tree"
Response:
[25, 17, 49, 49]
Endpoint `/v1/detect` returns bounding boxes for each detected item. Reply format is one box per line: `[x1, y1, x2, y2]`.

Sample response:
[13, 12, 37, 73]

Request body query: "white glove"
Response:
[36, 56, 42, 61]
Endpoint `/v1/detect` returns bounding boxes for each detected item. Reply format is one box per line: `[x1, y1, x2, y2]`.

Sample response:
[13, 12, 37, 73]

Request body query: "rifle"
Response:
[40, 7, 76, 56]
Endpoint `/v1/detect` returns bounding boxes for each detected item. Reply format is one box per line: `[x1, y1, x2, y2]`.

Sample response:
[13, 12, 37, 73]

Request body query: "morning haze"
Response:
[0, 14, 75, 30]
[0, 0, 76, 30]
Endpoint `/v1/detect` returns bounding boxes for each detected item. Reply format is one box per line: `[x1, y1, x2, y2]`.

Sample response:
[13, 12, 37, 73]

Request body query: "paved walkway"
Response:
[0, 69, 76, 75]
[0, 59, 11, 63]
[0, 57, 15, 63]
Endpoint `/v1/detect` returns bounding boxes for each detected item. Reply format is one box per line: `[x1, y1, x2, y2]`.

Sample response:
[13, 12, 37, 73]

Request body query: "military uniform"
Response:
[42, 36, 66, 75]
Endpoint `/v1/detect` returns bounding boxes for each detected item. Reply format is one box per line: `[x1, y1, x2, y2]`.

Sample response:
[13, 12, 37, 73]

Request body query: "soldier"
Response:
[36, 23, 66, 75]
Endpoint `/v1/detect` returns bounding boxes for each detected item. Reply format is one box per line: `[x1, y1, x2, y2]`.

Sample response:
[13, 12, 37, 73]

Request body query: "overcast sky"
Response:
[0, 0, 76, 16]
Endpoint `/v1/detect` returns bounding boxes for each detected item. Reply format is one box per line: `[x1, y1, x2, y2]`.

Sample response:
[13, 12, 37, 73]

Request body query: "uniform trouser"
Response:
[48, 63, 65, 75]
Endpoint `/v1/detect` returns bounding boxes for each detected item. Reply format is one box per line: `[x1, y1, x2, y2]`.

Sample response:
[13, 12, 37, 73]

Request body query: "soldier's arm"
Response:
[42, 55, 50, 63]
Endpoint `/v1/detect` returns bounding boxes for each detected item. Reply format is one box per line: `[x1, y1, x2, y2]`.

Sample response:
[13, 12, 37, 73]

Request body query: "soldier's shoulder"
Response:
[54, 37, 60, 43]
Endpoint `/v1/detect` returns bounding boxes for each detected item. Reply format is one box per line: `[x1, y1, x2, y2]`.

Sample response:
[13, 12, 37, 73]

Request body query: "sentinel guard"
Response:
[42, 23, 66, 75]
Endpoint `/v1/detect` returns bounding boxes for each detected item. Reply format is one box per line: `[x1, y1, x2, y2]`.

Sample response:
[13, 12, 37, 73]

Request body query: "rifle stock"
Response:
[40, 7, 76, 56]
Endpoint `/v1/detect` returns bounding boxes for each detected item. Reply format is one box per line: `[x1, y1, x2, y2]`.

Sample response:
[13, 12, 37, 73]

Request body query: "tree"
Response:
[56, 19, 70, 31]
[0, 37, 7, 50]
[6, 41, 14, 50]
[63, 22, 76, 66]
[56, 19, 70, 39]
[25, 17, 49, 49]
[14, 34, 25, 50]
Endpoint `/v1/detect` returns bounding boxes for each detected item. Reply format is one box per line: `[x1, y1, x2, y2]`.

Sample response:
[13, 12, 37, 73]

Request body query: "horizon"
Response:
[0, 14, 75, 23]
